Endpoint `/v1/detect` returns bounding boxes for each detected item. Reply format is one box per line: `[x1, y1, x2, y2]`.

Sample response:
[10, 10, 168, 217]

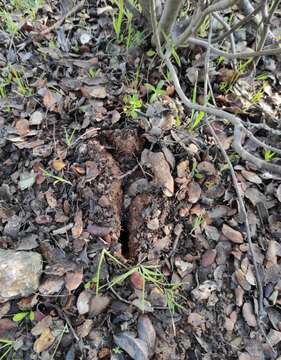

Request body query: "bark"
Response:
[157, 0, 183, 43]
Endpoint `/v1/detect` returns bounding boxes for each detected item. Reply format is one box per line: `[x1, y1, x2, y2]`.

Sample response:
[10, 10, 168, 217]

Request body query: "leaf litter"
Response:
[0, 1, 281, 359]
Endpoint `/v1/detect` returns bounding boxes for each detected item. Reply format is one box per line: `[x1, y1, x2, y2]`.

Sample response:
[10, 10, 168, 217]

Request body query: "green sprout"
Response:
[263, 150, 275, 162]
[41, 169, 72, 186]
[0, 339, 15, 360]
[64, 128, 76, 147]
[145, 80, 166, 103]
[123, 93, 142, 118]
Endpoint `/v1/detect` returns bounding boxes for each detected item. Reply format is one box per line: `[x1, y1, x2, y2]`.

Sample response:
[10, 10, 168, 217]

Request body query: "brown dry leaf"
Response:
[82, 85, 107, 98]
[45, 191, 57, 208]
[33, 328, 55, 353]
[201, 249, 217, 267]
[267, 329, 281, 346]
[0, 318, 17, 338]
[31, 316, 53, 336]
[222, 224, 243, 244]
[137, 315, 156, 357]
[234, 269, 251, 291]
[187, 313, 206, 330]
[241, 170, 262, 184]
[191, 280, 217, 301]
[89, 295, 111, 316]
[72, 211, 83, 239]
[65, 271, 83, 292]
[187, 182, 201, 203]
[235, 287, 244, 306]
[76, 319, 93, 338]
[16, 119, 30, 136]
[141, 149, 174, 197]
[197, 161, 216, 176]
[43, 90, 57, 110]
[52, 159, 65, 171]
[242, 302, 257, 327]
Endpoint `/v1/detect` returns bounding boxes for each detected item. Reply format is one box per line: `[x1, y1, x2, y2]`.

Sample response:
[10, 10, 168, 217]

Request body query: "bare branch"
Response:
[157, 0, 183, 44]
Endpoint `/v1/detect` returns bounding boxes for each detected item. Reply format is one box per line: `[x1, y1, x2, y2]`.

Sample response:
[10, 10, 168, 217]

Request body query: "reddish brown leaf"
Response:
[130, 272, 144, 290]
[52, 159, 65, 171]
[222, 224, 243, 243]
[33, 328, 55, 353]
[16, 119, 30, 136]
[65, 271, 83, 292]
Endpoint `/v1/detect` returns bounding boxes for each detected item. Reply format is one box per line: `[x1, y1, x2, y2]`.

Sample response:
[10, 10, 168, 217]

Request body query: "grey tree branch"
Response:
[157, 0, 183, 44]
[202, 18, 265, 319]
[149, 0, 281, 177]
[174, 0, 239, 48]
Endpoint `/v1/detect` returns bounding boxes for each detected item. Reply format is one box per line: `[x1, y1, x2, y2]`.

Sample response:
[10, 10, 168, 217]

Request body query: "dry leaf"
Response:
[43, 90, 57, 110]
[16, 119, 30, 136]
[222, 224, 243, 244]
[45, 191, 57, 208]
[31, 316, 53, 336]
[65, 271, 83, 292]
[72, 210, 83, 239]
[130, 272, 144, 290]
[52, 159, 65, 171]
[242, 302, 257, 327]
[33, 328, 55, 353]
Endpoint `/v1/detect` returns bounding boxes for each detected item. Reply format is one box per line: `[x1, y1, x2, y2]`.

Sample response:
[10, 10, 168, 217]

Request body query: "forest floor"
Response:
[0, 1, 281, 359]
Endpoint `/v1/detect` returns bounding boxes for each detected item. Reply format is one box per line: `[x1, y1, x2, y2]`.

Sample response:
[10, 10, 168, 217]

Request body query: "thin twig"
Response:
[40, 0, 86, 35]
[202, 15, 265, 319]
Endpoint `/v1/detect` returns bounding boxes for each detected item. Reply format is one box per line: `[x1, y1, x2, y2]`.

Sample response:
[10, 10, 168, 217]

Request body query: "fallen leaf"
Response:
[187, 182, 201, 203]
[267, 329, 281, 346]
[130, 272, 144, 290]
[191, 280, 217, 301]
[222, 224, 243, 244]
[31, 316, 53, 336]
[76, 319, 93, 338]
[137, 315, 156, 357]
[16, 119, 30, 136]
[65, 271, 83, 292]
[43, 90, 60, 111]
[52, 159, 65, 171]
[201, 249, 217, 267]
[18, 171, 36, 190]
[30, 111, 43, 125]
[33, 328, 55, 353]
[242, 302, 257, 327]
[89, 295, 111, 316]
[77, 290, 92, 315]
[114, 332, 149, 360]
[39, 276, 64, 295]
[241, 170, 262, 184]
[197, 161, 216, 176]
[72, 211, 83, 239]
[45, 191, 57, 208]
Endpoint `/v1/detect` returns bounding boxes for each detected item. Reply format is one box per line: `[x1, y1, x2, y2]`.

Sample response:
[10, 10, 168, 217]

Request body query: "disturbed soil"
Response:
[1, 1, 281, 360]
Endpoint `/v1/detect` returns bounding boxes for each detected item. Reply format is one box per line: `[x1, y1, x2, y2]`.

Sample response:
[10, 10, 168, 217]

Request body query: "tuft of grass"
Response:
[0, 339, 15, 360]
[41, 168, 72, 186]
[85, 249, 186, 317]
[0, 10, 19, 35]
[11, 0, 44, 19]
[64, 128, 76, 147]
[263, 150, 275, 162]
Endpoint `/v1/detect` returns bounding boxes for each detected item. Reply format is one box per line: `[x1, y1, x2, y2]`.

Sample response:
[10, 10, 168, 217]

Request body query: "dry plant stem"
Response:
[174, 0, 239, 48]
[187, 37, 281, 59]
[243, 121, 281, 136]
[216, 1, 264, 42]
[40, 0, 85, 35]
[255, 0, 281, 65]
[203, 18, 265, 319]
[213, 13, 237, 68]
[157, 0, 183, 44]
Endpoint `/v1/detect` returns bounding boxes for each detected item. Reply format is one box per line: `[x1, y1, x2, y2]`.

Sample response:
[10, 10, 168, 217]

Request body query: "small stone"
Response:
[30, 111, 43, 125]
[0, 250, 42, 302]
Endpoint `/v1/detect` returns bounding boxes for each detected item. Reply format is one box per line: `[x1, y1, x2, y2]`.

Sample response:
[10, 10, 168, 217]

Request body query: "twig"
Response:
[187, 37, 281, 59]
[215, 1, 264, 42]
[40, 0, 86, 35]
[202, 15, 265, 319]
[156, 0, 183, 44]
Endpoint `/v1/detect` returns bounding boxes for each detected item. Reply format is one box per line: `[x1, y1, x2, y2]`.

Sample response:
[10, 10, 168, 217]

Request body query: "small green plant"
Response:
[145, 80, 166, 103]
[0, 339, 15, 360]
[88, 67, 100, 79]
[41, 169, 72, 186]
[12, 68, 32, 96]
[0, 10, 19, 35]
[191, 214, 205, 233]
[13, 310, 35, 322]
[50, 324, 68, 360]
[190, 160, 203, 179]
[64, 128, 76, 147]
[123, 93, 142, 118]
[11, 0, 44, 19]
[112, 346, 123, 354]
[255, 72, 269, 81]
[216, 55, 225, 65]
[263, 150, 275, 161]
